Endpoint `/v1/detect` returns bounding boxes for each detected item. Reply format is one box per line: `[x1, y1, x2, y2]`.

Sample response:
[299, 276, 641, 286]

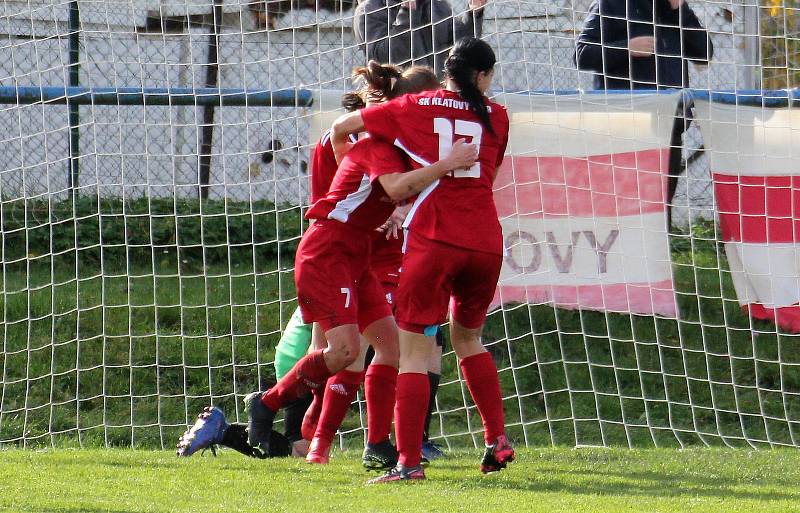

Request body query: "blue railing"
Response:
[0, 86, 313, 107]
[1, 86, 799, 108]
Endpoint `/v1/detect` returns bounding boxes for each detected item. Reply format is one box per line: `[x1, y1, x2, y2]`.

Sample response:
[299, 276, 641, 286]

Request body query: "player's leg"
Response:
[301, 323, 331, 442]
[306, 270, 393, 464]
[306, 336, 368, 464]
[361, 277, 401, 469]
[247, 225, 363, 453]
[421, 330, 445, 461]
[248, 322, 361, 453]
[273, 305, 314, 456]
[356, 271, 400, 468]
[449, 250, 514, 474]
[369, 233, 453, 483]
[361, 315, 401, 469]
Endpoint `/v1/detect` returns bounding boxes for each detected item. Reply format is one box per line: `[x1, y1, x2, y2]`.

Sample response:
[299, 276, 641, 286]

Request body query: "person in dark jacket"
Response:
[574, 0, 713, 90]
[353, 0, 486, 78]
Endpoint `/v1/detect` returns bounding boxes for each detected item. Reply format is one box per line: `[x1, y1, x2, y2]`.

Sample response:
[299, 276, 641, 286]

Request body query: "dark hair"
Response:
[341, 61, 439, 111]
[444, 37, 496, 134]
[394, 66, 441, 96]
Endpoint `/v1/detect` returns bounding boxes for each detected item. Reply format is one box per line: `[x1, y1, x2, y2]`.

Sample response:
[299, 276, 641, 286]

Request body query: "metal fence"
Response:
[0, 0, 759, 223]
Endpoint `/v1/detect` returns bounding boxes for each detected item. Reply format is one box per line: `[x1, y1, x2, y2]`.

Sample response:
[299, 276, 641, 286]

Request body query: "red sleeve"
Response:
[364, 141, 407, 182]
[309, 134, 338, 203]
[361, 96, 406, 144]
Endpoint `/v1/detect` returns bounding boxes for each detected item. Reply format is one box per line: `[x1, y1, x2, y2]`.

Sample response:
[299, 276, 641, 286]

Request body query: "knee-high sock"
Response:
[460, 351, 505, 445]
[422, 372, 441, 441]
[394, 372, 429, 468]
[261, 349, 331, 412]
[301, 384, 325, 441]
[364, 364, 398, 445]
[313, 369, 364, 444]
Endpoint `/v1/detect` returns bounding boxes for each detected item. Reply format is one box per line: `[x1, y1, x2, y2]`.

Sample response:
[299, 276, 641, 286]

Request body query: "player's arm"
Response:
[378, 139, 478, 201]
[332, 99, 401, 162]
[331, 111, 366, 163]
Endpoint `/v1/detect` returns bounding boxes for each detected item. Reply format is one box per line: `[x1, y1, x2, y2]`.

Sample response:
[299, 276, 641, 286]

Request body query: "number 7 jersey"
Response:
[360, 89, 510, 255]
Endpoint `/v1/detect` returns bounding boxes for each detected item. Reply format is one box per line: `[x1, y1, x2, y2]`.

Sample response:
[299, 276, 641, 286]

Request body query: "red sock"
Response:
[313, 370, 364, 444]
[301, 385, 325, 441]
[364, 364, 398, 445]
[262, 349, 331, 412]
[394, 372, 429, 468]
[460, 351, 506, 444]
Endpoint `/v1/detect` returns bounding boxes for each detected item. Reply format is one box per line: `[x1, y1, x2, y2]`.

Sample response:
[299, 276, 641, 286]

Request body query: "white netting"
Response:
[2, 0, 800, 451]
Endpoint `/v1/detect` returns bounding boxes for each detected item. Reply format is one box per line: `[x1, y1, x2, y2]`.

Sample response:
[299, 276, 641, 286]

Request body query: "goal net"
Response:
[2, 0, 799, 451]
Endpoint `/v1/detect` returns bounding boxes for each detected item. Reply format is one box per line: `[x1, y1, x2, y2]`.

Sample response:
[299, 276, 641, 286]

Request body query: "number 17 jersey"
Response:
[360, 89, 510, 256]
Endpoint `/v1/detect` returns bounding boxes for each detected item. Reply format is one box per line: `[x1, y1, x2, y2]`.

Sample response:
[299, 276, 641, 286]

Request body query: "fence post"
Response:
[743, 1, 761, 90]
[199, 0, 224, 200]
[68, 1, 80, 196]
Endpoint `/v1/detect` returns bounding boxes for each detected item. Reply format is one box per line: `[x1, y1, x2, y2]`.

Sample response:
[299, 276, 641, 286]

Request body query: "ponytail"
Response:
[444, 37, 496, 135]
[340, 91, 366, 112]
[351, 61, 402, 105]
[346, 62, 440, 108]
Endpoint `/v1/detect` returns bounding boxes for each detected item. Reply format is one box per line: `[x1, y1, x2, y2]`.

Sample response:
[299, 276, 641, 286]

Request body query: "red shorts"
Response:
[295, 220, 392, 332]
[371, 232, 403, 290]
[381, 280, 398, 308]
[395, 230, 502, 334]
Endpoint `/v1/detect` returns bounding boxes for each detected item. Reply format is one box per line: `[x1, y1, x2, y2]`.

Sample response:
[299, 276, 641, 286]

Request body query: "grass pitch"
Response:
[1, 447, 799, 513]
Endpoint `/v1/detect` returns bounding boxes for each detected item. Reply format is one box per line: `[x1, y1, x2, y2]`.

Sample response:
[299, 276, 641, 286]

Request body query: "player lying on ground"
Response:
[244, 63, 479, 466]
[331, 36, 515, 483]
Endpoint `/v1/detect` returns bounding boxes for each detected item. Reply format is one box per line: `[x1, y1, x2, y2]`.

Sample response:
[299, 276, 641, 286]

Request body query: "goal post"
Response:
[2, 0, 800, 453]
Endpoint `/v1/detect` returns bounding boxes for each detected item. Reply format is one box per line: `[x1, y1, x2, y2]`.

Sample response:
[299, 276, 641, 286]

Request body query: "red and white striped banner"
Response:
[492, 93, 680, 316]
[696, 100, 800, 332]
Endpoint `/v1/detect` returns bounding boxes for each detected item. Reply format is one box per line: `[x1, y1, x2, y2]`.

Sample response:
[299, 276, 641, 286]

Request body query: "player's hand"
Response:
[444, 139, 479, 171]
[667, 0, 684, 9]
[629, 36, 655, 58]
[402, 0, 417, 9]
[468, 0, 488, 11]
[378, 204, 411, 239]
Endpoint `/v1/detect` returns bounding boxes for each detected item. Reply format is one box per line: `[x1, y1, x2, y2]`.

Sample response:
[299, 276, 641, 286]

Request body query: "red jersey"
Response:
[309, 130, 355, 203]
[360, 89, 509, 255]
[305, 139, 407, 232]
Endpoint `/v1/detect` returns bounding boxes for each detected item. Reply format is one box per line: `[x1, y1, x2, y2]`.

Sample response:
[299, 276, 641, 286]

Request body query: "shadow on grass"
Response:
[433, 466, 797, 502]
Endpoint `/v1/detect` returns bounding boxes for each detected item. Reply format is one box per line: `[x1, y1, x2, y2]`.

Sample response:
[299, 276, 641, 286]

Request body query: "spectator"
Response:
[353, 0, 486, 77]
[574, 0, 713, 90]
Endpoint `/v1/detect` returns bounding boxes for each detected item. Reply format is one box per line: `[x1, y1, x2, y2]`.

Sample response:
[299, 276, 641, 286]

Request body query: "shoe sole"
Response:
[362, 458, 394, 471]
[481, 449, 515, 474]
[366, 475, 425, 484]
[176, 407, 226, 457]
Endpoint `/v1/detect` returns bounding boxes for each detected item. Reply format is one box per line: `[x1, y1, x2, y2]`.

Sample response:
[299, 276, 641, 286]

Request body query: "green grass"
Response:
[2, 206, 800, 450]
[1, 448, 799, 512]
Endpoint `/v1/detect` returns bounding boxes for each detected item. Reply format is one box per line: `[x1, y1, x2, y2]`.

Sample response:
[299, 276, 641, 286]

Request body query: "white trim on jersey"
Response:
[327, 174, 372, 223]
[321, 130, 356, 147]
[321, 129, 332, 147]
[392, 138, 438, 230]
[394, 138, 431, 167]
[403, 179, 439, 230]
